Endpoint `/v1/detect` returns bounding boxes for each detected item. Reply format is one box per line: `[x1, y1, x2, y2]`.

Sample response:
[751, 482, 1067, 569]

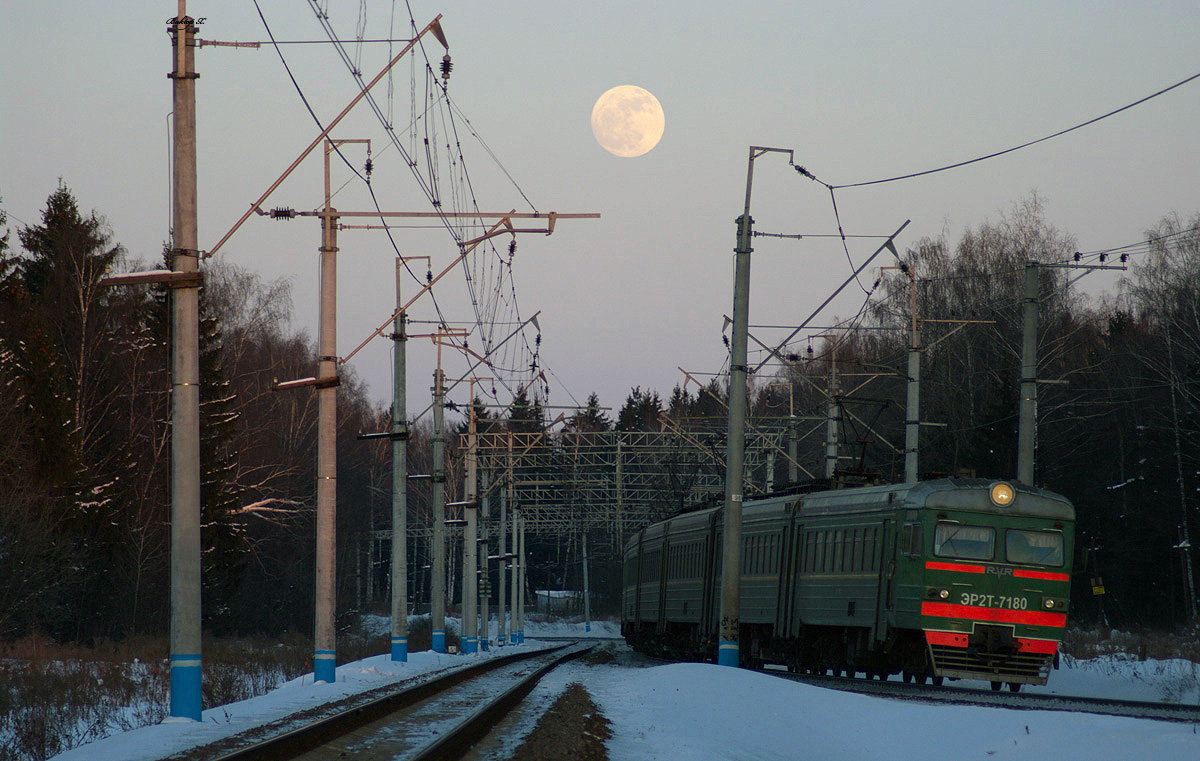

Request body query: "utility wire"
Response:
[808, 70, 1200, 190]
[793, 70, 1200, 308]
[254, 0, 460, 341]
[304, 1, 551, 404]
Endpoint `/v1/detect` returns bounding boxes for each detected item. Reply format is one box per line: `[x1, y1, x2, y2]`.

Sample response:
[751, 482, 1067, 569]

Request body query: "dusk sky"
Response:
[3, 1, 1198, 422]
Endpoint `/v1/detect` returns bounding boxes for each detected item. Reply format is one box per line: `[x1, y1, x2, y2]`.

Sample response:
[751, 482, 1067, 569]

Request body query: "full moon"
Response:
[591, 85, 665, 158]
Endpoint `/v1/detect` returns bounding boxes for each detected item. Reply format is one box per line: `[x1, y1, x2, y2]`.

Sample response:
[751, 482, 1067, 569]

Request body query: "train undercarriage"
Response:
[623, 620, 1052, 692]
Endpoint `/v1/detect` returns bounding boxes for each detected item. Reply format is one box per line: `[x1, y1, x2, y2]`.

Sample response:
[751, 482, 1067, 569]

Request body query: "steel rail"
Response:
[768, 670, 1200, 724]
[409, 643, 593, 761]
[202, 644, 576, 761]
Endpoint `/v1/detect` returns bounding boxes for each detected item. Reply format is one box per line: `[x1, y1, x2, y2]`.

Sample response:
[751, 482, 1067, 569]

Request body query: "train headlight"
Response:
[927, 587, 950, 600]
[1042, 596, 1066, 610]
[989, 481, 1015, 507]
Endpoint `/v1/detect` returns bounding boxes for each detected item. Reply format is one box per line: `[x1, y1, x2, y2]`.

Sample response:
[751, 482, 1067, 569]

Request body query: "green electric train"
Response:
[620, 478, 1074, 691]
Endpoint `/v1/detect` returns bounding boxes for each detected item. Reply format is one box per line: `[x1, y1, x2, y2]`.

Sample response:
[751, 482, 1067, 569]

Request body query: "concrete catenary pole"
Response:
[462, 395, 479, 654]
[510, 450, 520, 644]
[168, 3, 202, 721]
[824, 353, 840, 481]
[720, 146, 796, 667]
[517, 511, 526, 643]
[497, 479, 507, 646]
[390, 260, 408, 661]
[1017, 261, 1038, 485]
[479, 469, 490, 651]
[582, 530, 591, 633]
[313, 148, 340, 683]
[904, 270, 921, 483]
[787, 399, 799, 485]
[719, 147, 757, 668]
[431, 365, 447, 652]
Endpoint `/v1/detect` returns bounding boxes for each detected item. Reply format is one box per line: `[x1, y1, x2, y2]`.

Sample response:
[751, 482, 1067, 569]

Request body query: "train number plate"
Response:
[959, 592, 1029, 610]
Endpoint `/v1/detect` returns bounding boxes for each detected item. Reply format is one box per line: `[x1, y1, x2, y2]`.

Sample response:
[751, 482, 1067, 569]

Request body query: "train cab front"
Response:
[918, 481, 1073, 689]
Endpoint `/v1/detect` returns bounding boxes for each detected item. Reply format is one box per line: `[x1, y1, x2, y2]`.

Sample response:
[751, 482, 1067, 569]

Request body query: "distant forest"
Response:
[1, 185, 1197, 642]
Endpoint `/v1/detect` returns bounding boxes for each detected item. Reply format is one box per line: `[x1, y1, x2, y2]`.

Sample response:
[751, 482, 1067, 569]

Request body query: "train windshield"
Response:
[1005, 529, 1064, 566]
[933, 522, 995, 560]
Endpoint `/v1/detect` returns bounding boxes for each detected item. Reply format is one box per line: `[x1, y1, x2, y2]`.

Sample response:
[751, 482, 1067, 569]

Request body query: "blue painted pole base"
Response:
[169, 654, 202, 721]
[391, 637, 408, 662]
[462, 636, 477, 654]
[480, 637, 489, 652]
[718, 641, 740, 667]
[498, 635, 506, 647]
[314, 650, 337, 683]
[585, 622, 591, 633]
[517, 630, 524, 644]
[432, 629, 446, 653]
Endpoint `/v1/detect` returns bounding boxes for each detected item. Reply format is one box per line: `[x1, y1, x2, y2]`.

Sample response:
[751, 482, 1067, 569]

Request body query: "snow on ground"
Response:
[48, 644, 546, 761]
[583, 662, 1200, 761]
[1025, 654, 1200, 704]
[49, 621, 1200, 761]
[358, 613, 624, 641]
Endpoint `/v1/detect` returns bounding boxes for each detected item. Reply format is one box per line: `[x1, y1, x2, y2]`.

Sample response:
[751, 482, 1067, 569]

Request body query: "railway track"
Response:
[199, 643, 592, 761]
[767, 669, 1200, 723]
[631, 645, 1200, 723]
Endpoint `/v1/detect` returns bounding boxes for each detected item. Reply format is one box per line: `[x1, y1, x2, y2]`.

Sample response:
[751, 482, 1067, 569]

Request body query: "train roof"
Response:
[792, 478, 1075, 521]
[624, 479, 1074, 554]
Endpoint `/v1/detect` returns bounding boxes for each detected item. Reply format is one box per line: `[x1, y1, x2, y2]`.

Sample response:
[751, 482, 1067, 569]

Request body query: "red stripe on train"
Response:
[921, 601, 1067, 628]
[924, 629, 1059, 654]
[925, 561, 985, 574]
[1013, 569, 1070, 581]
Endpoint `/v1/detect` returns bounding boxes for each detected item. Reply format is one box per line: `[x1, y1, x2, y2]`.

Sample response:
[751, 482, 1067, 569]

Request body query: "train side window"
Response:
[900, 523, 922, 557]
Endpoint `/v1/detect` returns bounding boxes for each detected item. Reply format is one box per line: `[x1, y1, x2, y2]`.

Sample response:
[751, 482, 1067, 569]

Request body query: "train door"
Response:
[775, 514, 801, 639]
[633, 530, 644, 630]
[700, 509, 721, 641]
[656, 520, 672, 633]
[873, 519, 894, 642]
